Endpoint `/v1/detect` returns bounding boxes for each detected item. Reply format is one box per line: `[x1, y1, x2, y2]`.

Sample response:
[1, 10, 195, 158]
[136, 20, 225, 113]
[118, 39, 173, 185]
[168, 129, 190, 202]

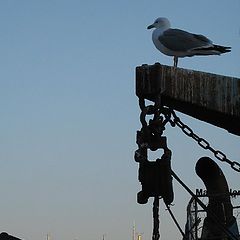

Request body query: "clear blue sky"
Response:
[0, 1, 239, 240]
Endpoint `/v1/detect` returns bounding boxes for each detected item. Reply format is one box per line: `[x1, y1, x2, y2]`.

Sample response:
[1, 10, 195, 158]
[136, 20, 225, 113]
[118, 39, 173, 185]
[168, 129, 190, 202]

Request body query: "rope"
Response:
[152, 197, 160, 240]
[164, 203, 185, 238]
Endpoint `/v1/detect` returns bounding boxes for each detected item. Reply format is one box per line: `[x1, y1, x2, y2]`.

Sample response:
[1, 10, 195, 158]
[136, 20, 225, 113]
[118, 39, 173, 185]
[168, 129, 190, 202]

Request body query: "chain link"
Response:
[136, 98, 174, 240]
[167, 109, 240, 172]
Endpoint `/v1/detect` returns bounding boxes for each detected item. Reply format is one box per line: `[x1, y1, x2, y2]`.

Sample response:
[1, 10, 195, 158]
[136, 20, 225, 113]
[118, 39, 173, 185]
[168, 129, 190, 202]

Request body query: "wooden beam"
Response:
[136, 63, 240, 136]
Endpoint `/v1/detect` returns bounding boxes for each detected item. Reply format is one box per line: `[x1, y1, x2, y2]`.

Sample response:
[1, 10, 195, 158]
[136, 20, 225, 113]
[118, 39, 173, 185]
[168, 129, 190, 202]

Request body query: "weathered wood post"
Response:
[136, 63, 240, 135]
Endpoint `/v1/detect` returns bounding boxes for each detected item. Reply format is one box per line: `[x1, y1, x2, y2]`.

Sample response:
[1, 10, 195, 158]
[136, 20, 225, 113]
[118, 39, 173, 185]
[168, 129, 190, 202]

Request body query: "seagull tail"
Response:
[192, 44, 231, 56]
[212, 44, 231, 54]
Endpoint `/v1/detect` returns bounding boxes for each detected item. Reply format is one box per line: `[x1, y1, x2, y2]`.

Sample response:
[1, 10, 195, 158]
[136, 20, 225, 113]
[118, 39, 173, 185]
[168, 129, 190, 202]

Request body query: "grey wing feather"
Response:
[193, 34, 212, 44]
[158, 28, 212, 52]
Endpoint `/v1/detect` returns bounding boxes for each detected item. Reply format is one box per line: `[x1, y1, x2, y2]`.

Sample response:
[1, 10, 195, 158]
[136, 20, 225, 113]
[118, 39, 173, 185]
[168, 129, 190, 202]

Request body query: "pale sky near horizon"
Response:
[0, 1, 240, 240]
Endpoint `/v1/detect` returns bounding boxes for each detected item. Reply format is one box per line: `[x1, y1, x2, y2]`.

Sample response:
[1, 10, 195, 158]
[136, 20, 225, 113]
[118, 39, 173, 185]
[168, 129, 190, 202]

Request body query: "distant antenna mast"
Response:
[132, 221, 136, 240]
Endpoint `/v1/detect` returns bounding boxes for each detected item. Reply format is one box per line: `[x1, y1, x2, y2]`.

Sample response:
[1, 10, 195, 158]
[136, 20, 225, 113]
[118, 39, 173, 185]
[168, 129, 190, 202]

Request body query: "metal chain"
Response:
[136, 93, 240, 240]
[166, 108, 240, 172]
[136, 97, 174, 240]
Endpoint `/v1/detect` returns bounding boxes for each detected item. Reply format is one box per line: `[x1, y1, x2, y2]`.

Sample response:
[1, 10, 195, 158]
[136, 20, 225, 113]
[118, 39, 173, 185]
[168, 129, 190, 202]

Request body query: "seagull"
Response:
[147, 17, 231, 67]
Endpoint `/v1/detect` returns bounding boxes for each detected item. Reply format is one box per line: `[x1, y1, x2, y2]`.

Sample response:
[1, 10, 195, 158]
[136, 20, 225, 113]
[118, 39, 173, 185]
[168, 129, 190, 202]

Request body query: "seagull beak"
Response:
[147, 24, 154, 29]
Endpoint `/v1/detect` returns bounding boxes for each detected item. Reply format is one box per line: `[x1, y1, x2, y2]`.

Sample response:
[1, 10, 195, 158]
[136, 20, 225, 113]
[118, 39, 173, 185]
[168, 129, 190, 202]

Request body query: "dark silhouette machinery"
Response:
[0, 233, 22, 240]
[184, 157, 240, 240]
[135, 63, 240, 240]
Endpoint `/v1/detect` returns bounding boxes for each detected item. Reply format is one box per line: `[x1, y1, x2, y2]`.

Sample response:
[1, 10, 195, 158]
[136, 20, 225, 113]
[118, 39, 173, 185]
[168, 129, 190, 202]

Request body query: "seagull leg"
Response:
[173, 56, 178, 68]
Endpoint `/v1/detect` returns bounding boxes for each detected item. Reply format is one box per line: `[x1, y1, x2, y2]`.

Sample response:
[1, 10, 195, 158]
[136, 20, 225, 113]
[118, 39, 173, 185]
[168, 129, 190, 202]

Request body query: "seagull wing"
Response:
[158, 28, 213, 52]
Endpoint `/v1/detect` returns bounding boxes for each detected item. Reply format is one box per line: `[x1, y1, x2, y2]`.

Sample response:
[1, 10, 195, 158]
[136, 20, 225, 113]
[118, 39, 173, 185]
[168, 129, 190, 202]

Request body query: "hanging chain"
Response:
[135, 96, 174, 240]
[136, 91, 240, 240]
[165, 108, 240, 172]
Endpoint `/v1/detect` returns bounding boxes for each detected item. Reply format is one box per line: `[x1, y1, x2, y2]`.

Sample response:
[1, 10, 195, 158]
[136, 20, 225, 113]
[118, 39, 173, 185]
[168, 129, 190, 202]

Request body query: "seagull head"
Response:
[147, 17, 171, 30]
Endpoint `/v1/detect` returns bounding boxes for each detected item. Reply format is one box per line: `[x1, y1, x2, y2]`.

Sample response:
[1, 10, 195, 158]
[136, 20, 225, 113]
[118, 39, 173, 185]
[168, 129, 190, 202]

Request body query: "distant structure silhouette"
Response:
[0, 232, 22, 240]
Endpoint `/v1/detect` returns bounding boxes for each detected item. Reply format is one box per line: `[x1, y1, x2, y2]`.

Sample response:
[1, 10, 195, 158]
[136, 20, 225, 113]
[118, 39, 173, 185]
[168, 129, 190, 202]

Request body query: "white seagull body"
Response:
[147, 17, 231, 67]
